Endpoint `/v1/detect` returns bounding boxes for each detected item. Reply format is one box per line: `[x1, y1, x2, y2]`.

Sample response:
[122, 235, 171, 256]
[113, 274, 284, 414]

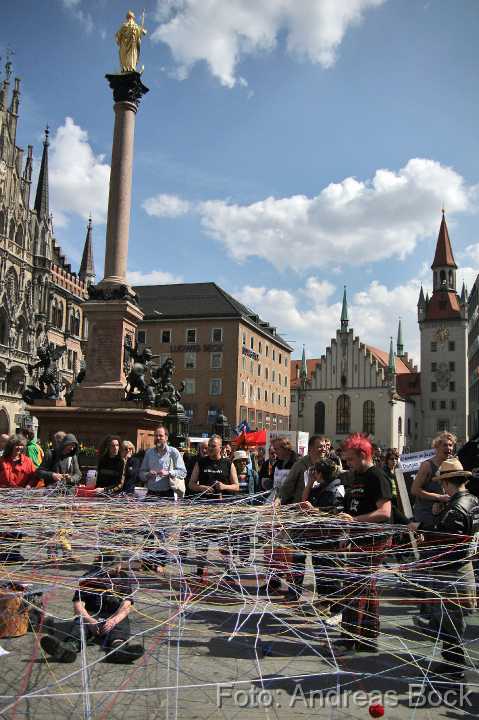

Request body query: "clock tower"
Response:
[418, 211, 468, 446]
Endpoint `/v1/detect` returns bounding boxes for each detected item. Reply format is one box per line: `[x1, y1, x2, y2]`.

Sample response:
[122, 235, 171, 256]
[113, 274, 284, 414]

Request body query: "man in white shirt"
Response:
[139, 426, 187, 498]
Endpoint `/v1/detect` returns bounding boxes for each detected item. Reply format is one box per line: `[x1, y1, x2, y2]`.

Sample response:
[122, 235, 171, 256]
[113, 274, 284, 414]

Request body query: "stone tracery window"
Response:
[336, 394, 351, 434]
[363, 400, 375, 436]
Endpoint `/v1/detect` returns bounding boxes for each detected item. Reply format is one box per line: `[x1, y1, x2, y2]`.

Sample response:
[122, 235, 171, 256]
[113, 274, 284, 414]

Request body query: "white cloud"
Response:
[61, 0, 94, 33]
[127, 269, 184, 286]
[49, 117, 110, 228]
[142, 193, 191, 218]
[235, 275, 424, 362]
[152, 0, 385, 87]
[465, 243, 479, 266]
[197, 158, 477, 271]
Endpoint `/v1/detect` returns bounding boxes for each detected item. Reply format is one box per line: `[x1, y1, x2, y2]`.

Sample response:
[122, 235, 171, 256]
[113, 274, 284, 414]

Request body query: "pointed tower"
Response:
[418, 211, 468, 448]
[79, 216, 96, 286]
[460, 282, 467, 305]
[431, 209, 457, 291]
[397, 318, 404, 357]
[340, 286, 349, 332]
[8, 77, 20, 143]
[417, 285, 426, 322]
[386, 336, 396, 389]
[299, 345, 307, 389]
[0, 59, 12, 110]
[34, 126, 50, 220]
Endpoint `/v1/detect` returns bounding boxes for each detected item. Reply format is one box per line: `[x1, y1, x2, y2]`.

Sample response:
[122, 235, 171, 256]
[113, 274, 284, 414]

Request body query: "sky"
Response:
[2, 0, 479, 362]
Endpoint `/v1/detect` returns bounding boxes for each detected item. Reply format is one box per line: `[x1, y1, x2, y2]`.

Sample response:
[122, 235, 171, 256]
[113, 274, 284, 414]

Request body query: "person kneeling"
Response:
[40, 555, 143, 664]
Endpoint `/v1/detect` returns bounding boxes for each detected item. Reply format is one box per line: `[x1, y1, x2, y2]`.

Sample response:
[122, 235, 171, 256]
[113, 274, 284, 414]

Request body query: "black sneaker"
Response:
[40, 635, 77, 663]
[106, 643, 144, 663]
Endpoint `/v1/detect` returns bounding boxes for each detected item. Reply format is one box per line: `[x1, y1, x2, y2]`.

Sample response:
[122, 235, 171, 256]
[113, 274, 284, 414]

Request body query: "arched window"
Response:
[56, 303, 64, 330]
[15, 225, 23, 247]
[448, 270, 453, 287]
[6, 267, 18, 302]
[75, 312, 81, 337]
[0, 309, 8, 345]
[0, 210, 5, 235]
[16, 317, 28, 351]
[440, 270, 446, 285]
[336, 394, 351, 434]
[398, 416, 403, 436]
[363, 400, 375, 436]
[0, 407, 9, 434]
[9, 219, 15, 241]
[314, 401, 325, 434]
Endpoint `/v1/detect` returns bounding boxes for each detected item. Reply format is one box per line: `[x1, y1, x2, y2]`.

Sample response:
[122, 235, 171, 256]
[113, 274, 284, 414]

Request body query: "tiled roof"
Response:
[134, 282, 292, 350]
[366, 345, 412, 374]
[290, 358, 319, 389]
[396, 372, 421, 397]
[431, 212, 457, 269]
[424, 290, 461, 321]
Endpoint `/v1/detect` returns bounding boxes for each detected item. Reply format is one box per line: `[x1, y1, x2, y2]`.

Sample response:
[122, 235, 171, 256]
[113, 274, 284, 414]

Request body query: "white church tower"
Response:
[418, 211, 468, 446]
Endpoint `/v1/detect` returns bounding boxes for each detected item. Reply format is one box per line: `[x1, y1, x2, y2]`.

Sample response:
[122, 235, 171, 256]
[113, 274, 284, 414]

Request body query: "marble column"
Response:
[99, 71, 148, 288]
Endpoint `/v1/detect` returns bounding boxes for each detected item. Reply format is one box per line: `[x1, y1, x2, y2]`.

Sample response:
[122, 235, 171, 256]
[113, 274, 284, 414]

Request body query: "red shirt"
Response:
[0, 455, 37, 488]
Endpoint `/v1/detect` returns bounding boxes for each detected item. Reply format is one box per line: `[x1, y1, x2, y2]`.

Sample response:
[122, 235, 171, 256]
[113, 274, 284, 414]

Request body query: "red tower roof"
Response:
[431, 211, 457, 269]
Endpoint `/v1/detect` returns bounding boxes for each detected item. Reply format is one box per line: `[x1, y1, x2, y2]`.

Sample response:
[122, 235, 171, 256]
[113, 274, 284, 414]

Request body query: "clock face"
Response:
[435, 327, 449, 345]
[435, 362, 450, 390]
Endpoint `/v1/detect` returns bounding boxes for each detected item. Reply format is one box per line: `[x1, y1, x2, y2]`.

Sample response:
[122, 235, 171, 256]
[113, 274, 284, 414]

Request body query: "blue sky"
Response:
[3, 0, 479, 360]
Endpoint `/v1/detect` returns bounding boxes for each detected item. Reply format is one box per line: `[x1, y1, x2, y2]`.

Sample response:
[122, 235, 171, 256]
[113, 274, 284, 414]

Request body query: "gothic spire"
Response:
[397, 318, 404, 357]
[431, 209, 457, 270]
[460, 282, 467, 304]
[387, 336, 396, 375]
[300, 345, 307, 381]
[341, 286, 349, 332]
[417, 285, 425, 307]
[34, 126, 49, 219]
[79, 216, 96, 286]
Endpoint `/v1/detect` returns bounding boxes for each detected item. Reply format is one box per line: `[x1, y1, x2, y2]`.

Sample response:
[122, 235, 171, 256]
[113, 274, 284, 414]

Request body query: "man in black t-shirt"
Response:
[40, 555, 143, 664]
[189, 435, 239, 577]
[338, 434, 392, 653]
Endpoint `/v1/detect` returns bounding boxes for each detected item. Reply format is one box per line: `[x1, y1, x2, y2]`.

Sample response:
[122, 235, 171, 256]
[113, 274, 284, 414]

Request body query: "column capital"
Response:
[105, 71, 149, 110]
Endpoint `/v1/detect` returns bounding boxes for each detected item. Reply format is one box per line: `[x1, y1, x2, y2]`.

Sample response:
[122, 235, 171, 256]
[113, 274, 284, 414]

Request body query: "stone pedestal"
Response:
[29, 405, 167, 451]
[74, 299, 142, 407]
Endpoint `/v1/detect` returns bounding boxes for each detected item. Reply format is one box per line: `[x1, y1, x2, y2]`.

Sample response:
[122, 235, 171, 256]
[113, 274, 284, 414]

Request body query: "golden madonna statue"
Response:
[116, 10, 147, 73]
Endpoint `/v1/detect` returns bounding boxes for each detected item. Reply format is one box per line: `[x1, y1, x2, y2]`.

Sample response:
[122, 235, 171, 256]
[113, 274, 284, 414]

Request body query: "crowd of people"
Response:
[0, 426, 478, 680]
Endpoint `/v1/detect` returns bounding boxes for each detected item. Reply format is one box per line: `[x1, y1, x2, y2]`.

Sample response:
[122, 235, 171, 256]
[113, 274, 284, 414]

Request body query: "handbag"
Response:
[168, 453, 185, 498]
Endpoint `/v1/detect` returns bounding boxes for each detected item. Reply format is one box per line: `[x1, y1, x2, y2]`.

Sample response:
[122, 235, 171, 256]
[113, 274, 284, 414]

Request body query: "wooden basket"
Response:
[0, 584, 29, 638]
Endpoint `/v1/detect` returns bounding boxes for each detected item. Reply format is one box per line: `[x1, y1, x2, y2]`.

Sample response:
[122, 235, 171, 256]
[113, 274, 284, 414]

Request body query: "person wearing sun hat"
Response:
[414, 456, 479, 681]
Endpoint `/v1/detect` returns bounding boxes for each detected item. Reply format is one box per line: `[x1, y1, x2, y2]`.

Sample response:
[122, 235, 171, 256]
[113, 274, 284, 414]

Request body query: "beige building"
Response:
[290, 294, 420, 451]
[135, 282, 292, 435]
[290, 213, 469, 452]
[0, 60, 92, 434]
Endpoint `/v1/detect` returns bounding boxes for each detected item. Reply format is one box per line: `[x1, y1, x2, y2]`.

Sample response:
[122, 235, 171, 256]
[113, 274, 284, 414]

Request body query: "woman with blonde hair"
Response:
[411, 432, 456, 524]
[120, 440, 141, 495]
[411, 431, 456, 623]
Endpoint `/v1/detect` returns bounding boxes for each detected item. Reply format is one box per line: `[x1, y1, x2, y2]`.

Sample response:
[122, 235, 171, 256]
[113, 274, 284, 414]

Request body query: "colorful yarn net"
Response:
[0, 487, 478, 718]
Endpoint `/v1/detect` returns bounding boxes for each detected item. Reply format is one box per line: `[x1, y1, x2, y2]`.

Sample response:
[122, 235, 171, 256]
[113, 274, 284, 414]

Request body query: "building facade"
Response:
[290, 293, 420, 451]
[417, 211, 468, 447]
[290, 213, 469, 451]
[0, 60, 92, 434]
[468, 275, 479, 438]
[135, 282, 292, 435]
